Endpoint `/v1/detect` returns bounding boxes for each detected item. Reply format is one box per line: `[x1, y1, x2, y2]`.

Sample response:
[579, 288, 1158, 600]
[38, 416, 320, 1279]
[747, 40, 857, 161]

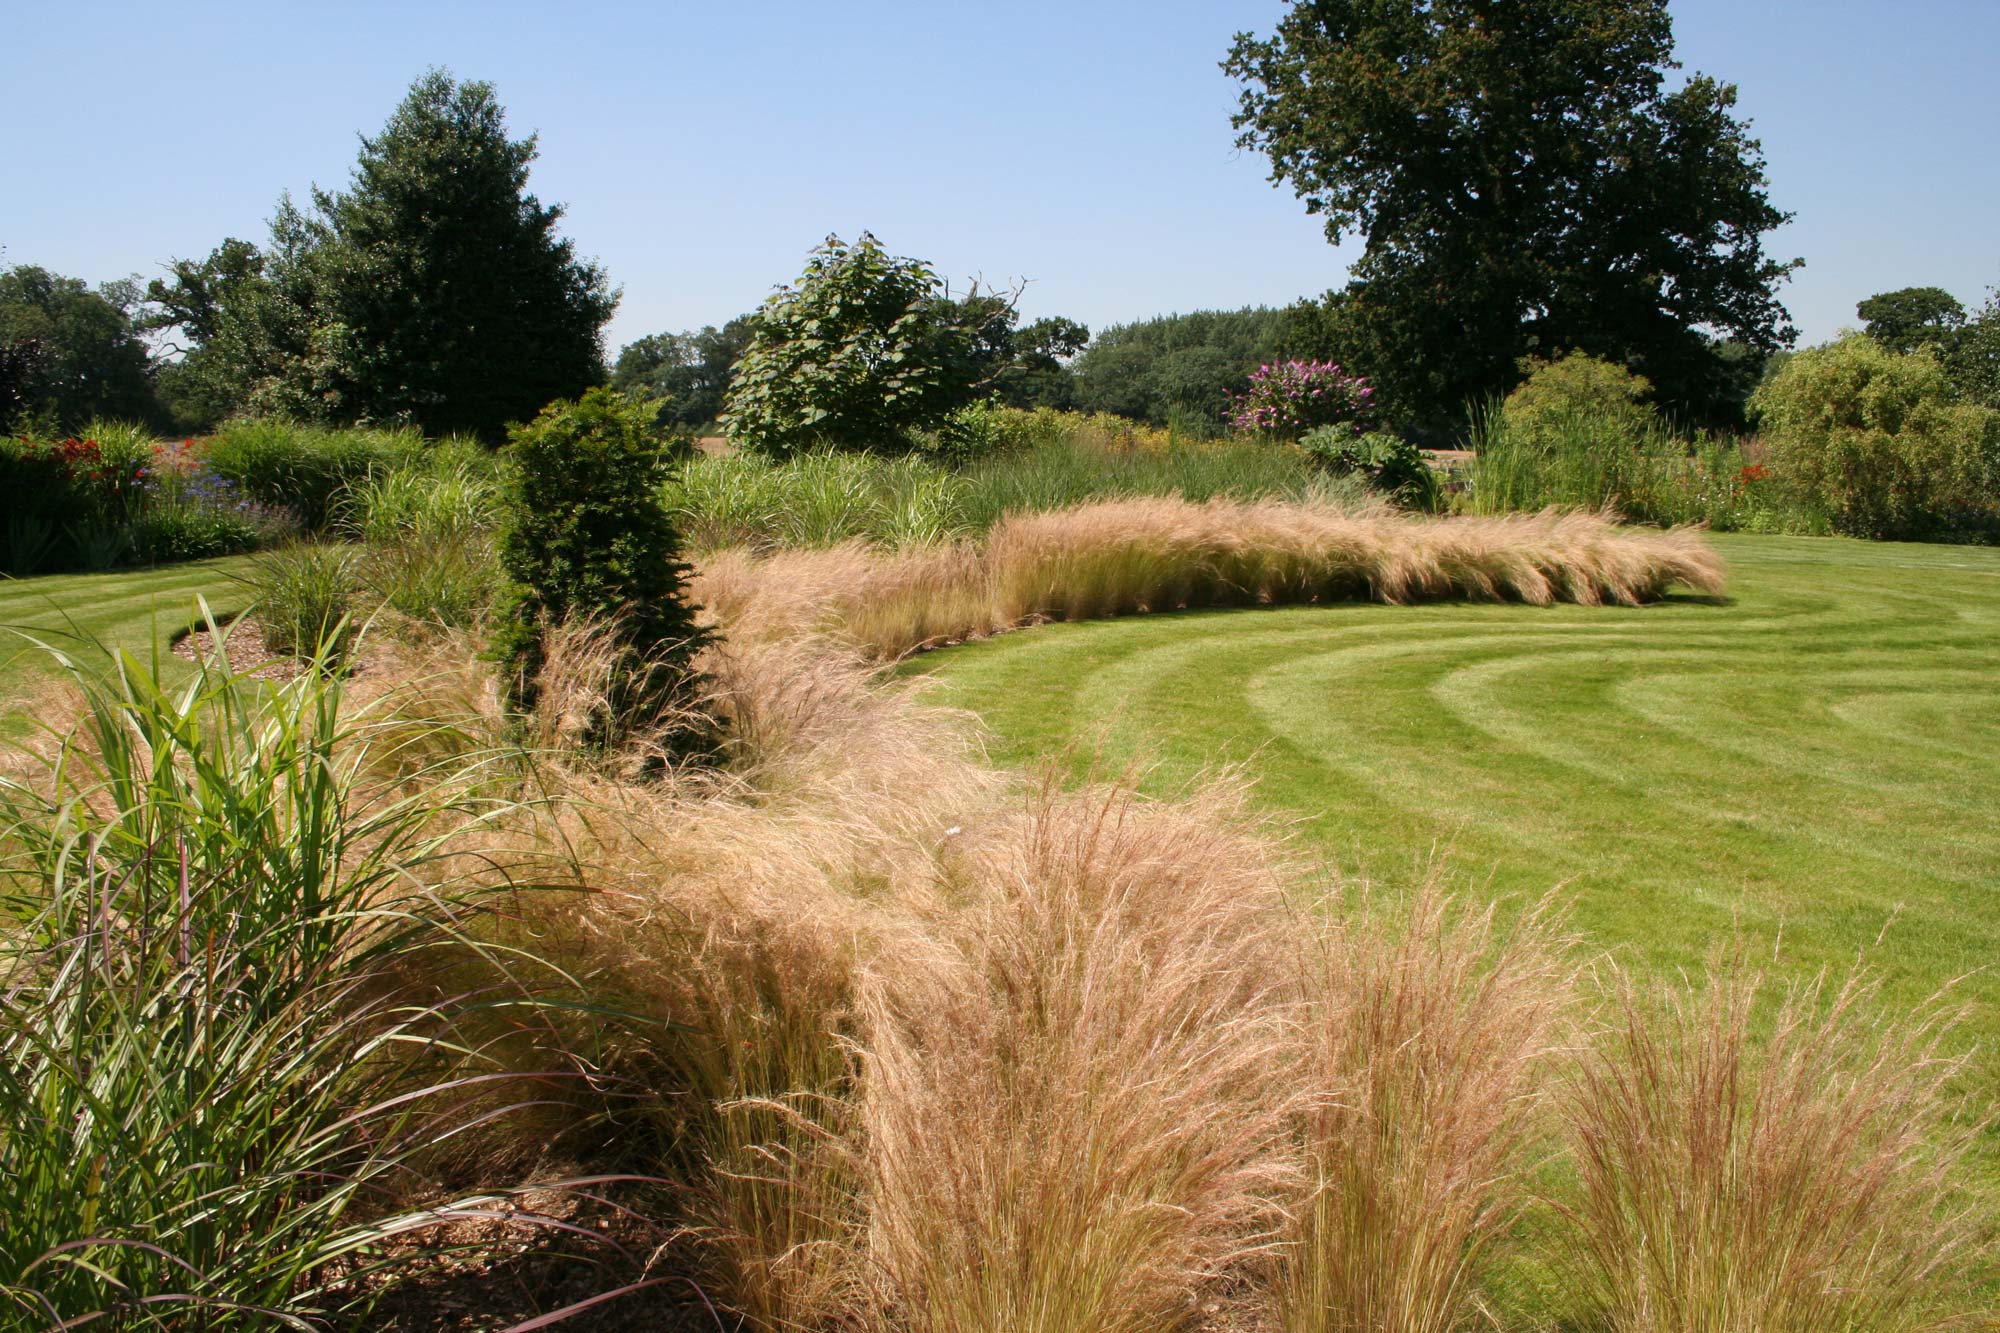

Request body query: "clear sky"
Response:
[5, 1, 1995, 355]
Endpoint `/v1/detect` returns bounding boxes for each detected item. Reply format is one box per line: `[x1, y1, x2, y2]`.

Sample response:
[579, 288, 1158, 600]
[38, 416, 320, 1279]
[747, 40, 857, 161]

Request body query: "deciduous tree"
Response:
[1227, 0, 1799, 431]
[721, 233, 1011, 456]
[0, 265, 159, 429]
[1857, 287, 1966, 355]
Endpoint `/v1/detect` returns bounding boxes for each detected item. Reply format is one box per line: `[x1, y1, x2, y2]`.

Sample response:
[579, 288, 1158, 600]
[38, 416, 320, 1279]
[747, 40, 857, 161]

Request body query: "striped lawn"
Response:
[916, 531, 2000, 1179]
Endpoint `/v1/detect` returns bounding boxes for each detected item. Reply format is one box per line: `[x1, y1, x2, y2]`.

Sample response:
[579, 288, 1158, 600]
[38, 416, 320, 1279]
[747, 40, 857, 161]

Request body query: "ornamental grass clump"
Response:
[1562, 961, 1984, 1333]
[1230, 360, 1375, 439]
[0, 625, 577, 1329]
[860, 781, 1300, 1333]
[1277, 885, 1574, 1333]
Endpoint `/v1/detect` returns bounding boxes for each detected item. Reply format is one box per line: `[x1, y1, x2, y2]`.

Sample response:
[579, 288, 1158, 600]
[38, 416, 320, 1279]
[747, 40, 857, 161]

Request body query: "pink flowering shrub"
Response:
[1230, 360, 1374, 439]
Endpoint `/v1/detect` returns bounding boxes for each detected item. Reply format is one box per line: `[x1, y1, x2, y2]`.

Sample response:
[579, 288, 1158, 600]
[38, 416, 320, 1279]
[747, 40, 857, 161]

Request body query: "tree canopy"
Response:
[721, 233, 1014, 456]
[0, 265, 158, 429]
[1072, 307, 1292, 425]
[1226, 0, 1799, 431]
[611, 317, 756, 430]
[1857, 287, 1967, 356]
[147, 71, 616, 439]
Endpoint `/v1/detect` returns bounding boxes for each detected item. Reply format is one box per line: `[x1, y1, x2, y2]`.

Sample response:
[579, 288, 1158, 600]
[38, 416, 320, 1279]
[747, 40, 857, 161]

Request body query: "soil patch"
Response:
[172, 615, 308, 681]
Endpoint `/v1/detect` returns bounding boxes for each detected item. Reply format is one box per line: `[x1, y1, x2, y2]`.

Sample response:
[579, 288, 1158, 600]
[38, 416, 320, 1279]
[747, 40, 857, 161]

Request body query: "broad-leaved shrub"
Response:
[1751, 334, 1999, 539]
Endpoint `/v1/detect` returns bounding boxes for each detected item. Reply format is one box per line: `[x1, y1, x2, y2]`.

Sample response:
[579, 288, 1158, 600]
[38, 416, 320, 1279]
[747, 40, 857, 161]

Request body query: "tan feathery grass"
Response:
[1277, 883, 1576, 1333]
[693, 498, 1725, 661]
[859, 779, 1302, 1333]
[1561, 960, 1984, 1333]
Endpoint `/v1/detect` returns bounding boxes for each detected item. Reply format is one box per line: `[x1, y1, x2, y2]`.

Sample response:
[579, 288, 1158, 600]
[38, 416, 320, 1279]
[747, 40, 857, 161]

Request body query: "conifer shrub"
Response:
[493, 388, 710, 752]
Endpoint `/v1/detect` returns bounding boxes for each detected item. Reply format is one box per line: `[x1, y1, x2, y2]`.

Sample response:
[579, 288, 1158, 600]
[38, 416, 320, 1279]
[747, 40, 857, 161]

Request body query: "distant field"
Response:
[917, 532, 2000, 1097]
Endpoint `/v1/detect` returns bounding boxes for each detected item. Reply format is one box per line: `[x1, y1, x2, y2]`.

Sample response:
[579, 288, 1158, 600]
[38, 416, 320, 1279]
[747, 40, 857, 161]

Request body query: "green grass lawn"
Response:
[0, 558, 255, 718]
[916, 530, 2000, 1133]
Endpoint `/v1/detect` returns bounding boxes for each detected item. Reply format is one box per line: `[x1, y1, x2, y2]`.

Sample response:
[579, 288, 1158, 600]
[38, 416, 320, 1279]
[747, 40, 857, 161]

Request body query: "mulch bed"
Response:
[171, 614, 309, 681]
[337, 1185, 726, 1331]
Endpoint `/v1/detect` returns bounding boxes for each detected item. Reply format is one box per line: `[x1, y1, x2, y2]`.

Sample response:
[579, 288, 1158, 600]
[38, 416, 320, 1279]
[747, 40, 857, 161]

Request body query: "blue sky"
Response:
[5, 1, 1995, 354]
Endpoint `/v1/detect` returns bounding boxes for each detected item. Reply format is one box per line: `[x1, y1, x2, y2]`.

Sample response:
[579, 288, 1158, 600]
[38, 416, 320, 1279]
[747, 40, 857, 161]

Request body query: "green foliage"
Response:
[1857, 286, 1967, 356]
[1300, 428, 1440, 509]
[246, 542, 362, 663]
[361, 532, 499, 629]
[1502, 353, 1659, 447]
[146, 72, 616, 437]
[915, 399, 1041, 464]
[0, 265, 159, 430]
[139, 238, 270, 431]
[0, 638, 560, 1326]
[494, 388, 708, 748]
[1468, 408, 1824, 532]
[954, 431, 1341, 531]
[1944, 290, 2000, 410]
[1751, 334, 2000, 540]
[661, 414, 1350, 551]
[1072, 307, 1290, 425]
[1227, 0, 1799, 431]
[611, 316, 755, 429]
[202, 419, 419, 531]
[0, 430, 153, 575]
[722, 234, 1011, 456]
[995, 315, 1090, 410]
[664, 450, 971, 551]
[342, 446, 504, 544]
[130, 466, 288, 564]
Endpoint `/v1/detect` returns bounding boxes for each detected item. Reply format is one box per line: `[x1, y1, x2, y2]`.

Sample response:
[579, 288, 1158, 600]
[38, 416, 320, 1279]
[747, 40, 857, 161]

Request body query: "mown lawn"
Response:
[917, 531, 2000, 1138]
[0, 558, 254, 718]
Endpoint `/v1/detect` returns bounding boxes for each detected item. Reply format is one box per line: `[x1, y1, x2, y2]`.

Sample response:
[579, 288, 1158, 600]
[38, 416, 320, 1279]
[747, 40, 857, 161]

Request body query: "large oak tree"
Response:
[1226, 0, 1800, 430]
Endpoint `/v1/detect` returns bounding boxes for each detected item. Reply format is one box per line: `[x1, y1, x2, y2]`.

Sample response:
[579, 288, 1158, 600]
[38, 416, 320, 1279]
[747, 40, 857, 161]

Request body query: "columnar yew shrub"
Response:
[494, 387, 709, 751]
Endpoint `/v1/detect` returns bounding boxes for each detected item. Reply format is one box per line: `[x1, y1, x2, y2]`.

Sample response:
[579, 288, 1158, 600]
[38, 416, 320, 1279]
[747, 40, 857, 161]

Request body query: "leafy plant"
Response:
[722, 233, 1009, 456]
[0, 633, 565, 1327]
[1300, 428, 1438, 508]
[342, 449, 504, 544]
[494, 387, 710, 751]
[203, 419, 418, 532]
[1501, 353, 1658, 447]
[1230, 359, 1374, 439]
[246, 541, 362, 663]
[1751, 333, 1999, 539]
[916, 399, 1039, 464]
[0, 430, 152, 573]
[131, 454, 292, 563]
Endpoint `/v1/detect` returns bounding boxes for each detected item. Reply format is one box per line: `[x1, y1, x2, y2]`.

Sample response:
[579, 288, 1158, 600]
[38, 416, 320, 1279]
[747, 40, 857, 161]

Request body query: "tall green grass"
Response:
[664, 450, 970, 551]
[0, 625, 570, 1327]
[663, 433, 1363, 554]
[1464, 407, 1829, 533]
[955, 432, 1343, 529]
[203, 420, 427, 532]
[242, 542, 363, 662]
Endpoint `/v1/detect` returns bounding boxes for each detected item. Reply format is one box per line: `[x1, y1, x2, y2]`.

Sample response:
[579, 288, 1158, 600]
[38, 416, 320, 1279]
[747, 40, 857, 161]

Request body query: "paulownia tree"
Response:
[721, 233, 1013, 456]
